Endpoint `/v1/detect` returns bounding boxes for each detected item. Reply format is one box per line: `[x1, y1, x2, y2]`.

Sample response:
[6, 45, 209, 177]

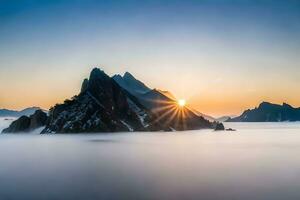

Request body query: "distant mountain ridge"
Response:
[217, 116, 236, 122]
[227, 102, 300, 122]
[0, 107, 45, 117]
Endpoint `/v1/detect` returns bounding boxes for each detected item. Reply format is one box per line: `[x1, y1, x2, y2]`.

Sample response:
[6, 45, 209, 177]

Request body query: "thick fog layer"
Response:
[0, 118, 15, 132]
[0, 123, 300, 199]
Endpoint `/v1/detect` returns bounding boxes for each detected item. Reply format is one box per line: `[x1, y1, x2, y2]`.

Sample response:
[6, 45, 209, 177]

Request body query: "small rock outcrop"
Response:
[214, 122, 225, 131]
[226, 128, 236, 131]
[2, 110, 48, 133]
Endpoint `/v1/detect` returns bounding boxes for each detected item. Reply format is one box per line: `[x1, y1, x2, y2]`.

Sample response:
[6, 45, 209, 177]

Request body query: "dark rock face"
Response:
[2, 110, 48, 133]
[80, 78, 89, 93]
[2, 116, 31, 133]
[149, 103, 213, 131]
[214, 122, 225, 131]
[44, 68, 156, 133]
[113, 72, 214, 130]
[43, 68, 214, 133]
[113, 73, 173, 110]
[29, 110, 48, 130]
[227, 102, 300, 122]
[116, 71, 216, 130]
[226, 128, 236, 131]
[112, 72, 150, 95]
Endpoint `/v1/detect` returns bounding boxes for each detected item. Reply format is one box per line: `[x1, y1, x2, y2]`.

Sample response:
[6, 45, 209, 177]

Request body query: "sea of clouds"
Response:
[0, 117, 16, 132]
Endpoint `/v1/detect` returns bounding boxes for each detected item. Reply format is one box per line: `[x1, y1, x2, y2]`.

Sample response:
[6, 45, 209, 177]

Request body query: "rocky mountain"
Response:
[214, 122, 225, 131]
[0, 107, 44, 117]
[42, 68, 215, 133]
[112, 72, 150, 95]
[113, 72, 215, 122]
[2, 110, 48, 133]
[114, 71, 217, 130]
[227, 102, 300, 122]
[113, 72, 175, 110]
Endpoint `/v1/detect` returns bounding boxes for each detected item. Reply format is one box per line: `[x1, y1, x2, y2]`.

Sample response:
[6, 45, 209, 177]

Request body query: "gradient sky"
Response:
[0, 0, 300, 117]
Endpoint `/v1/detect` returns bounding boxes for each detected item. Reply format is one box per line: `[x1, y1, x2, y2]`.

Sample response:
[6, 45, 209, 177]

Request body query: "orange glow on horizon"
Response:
[1, 67, 300, 118]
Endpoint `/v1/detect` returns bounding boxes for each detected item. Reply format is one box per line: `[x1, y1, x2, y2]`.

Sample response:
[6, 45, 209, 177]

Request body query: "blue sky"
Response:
[0, 0, 300, 116]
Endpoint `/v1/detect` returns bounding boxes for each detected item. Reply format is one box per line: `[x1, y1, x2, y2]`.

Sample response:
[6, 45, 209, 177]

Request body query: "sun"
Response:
[178, 99, 186, 107]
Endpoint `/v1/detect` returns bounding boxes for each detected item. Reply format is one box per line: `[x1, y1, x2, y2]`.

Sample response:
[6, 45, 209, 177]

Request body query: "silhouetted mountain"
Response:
[227, 102, 300, 122]
[44, 68, 150, 133]
[42, 68, 215, 133]
[113, 72, 215, 122]
[113, 72, 217, 127]
[112, 72, 150, 95]
[140, 89, 176, 110]
[113, 73, 173, 110]
[2, 110, 48, 133]
[214, 122, 225, 131]
[0, 107, 44, 117]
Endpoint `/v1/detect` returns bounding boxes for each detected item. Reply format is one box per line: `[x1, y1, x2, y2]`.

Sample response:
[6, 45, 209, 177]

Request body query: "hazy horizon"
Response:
[1, 68, 300, 118]
[1, 0, 300, 117]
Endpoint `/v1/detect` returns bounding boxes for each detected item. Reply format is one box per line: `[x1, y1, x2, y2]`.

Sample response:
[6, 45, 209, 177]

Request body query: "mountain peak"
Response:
[258, 101, 277, 109]
[80, 78, 89, 93]
[123, 72, 136, 80]
[282, 102, 293, 108]
[89, 68, 108, 81]
[87, 68, 112, 94]
[37, 68, 216, 133]
[259, 101, 271, 107]
[113, 71, 150, 94]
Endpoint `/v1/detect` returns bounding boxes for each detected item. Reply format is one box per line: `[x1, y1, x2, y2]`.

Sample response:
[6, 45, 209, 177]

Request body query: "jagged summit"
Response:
[258, 101, 279, 109]
[113, 71, 150, 94]
[80, 78, 89, 93]
[89, 68, 109, 82]
[123, 71, 135, 80]
[80, 68, 109, 93]
[42, 68, 215, 133]
[113, 70, 215, 122]
[258, 101, 271, 107]
[282, 102, 293, 108]
[44, 68, 152, 133]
